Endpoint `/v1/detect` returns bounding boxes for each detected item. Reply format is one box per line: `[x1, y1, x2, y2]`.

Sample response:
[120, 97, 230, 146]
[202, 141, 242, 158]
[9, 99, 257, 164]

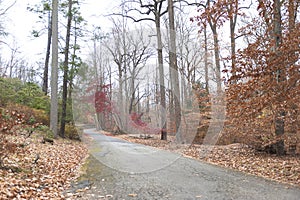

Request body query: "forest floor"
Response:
[112, 133, 300, 188]
[0, 134, 88, 199]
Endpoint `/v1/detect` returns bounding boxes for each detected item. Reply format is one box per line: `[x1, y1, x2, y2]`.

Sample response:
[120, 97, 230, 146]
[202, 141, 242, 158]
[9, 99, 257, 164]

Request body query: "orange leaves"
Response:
[0, 137, 88, 199]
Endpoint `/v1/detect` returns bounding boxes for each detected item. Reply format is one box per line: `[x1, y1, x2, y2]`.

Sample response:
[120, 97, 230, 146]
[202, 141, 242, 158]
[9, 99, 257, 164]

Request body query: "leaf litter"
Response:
[0, 135, 88, 199]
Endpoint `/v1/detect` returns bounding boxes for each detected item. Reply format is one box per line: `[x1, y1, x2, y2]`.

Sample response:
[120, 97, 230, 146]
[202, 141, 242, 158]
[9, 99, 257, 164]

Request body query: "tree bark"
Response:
[50, 0, 59, 138]
[211, 25, 222, 93]
[228, 0, 238, 84]
[156, 16, 167, 140]
[204, 25, 209, 93]
[168, 0, 181, 141]
[273, 0, 285, 155]
[42, 11, 52, 95]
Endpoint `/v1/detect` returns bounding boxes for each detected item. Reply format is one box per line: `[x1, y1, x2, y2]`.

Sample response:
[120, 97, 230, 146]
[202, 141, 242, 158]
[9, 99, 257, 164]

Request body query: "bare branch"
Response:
[0, 0, 16, 16]
[107, 13, 155, 22]
[178, 0, 206, 8]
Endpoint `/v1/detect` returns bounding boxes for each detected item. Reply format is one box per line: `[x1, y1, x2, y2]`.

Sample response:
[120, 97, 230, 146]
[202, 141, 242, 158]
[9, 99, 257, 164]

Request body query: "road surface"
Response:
[75, 129, 300, 200]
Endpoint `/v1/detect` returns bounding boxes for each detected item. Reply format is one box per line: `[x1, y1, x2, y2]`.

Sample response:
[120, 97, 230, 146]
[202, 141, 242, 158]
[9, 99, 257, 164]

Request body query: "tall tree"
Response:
[272, 0, 284, 155]
[68, 11, 84, 101]
[203, 25, 209, 93]
[176, 9, 204, 104]
[60, 0, 73, 138]
[50, 0, 59, 137]
[226, 0, 238, 83]
[225, 0, 253, 84]
[43, 2, 52, 94]
[193, 0, 227, 92]
[105, 18, 128, 131]
[168, 0, 181, 140]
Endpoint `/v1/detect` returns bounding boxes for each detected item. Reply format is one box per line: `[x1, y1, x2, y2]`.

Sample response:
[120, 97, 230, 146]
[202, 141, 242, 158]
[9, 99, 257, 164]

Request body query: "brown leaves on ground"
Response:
[0, 136, 88, 199]
[116, 134, 300, 187]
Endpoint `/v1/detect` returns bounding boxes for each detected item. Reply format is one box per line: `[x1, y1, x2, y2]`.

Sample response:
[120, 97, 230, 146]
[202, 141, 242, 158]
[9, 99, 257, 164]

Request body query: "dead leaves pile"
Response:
[0, 136, 88, 199]
[119, 135, 300, 187]
[184, 144, 300, 187]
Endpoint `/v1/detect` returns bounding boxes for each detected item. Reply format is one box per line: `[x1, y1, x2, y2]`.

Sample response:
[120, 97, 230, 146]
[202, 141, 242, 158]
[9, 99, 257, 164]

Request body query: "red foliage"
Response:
[94, 84, 112, 114]
[130, 113, 147, 127]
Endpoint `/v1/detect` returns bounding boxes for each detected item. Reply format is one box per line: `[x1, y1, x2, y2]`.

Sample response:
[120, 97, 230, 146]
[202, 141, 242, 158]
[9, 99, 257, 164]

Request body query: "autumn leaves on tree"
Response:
[223, 0, 299, 154]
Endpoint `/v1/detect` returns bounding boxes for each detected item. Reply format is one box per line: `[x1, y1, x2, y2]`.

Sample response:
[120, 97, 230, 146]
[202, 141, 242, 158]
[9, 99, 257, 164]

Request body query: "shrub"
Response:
[65, 124, 81, 140]
[36, 125, 54, 139]
[0, 78, 23, 106]
[0, 77, 50, 111]
[5, 104, 49, 126]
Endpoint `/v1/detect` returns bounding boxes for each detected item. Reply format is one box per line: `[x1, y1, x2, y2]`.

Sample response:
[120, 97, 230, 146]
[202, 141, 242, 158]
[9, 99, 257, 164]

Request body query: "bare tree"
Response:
[176, 7, 204, 105]
[126, 27, 154, 114]
[167, 0, 182, 140]
[105, 18, 130, 131]
[111, 0, 169, 139]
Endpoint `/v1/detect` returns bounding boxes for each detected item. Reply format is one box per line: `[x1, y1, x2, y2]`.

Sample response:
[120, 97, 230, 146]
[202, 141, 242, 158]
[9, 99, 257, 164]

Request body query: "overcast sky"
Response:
[2, 0, 119, 63]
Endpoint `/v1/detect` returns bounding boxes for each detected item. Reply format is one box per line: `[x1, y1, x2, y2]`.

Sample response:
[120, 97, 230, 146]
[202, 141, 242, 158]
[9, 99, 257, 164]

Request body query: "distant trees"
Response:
[104, 19, 153, 132]
[110, 0, 170, 139]
[0, 0, 18, 78]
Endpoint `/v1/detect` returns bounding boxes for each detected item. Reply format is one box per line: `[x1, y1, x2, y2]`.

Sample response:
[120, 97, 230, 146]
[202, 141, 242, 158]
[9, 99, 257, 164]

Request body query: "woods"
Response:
[0, 0, 299, 152]
[0, 0, 300, 198]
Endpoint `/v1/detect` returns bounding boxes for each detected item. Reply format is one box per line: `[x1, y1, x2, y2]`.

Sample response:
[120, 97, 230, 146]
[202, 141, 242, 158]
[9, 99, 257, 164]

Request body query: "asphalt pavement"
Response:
[76, 129, 300, 200]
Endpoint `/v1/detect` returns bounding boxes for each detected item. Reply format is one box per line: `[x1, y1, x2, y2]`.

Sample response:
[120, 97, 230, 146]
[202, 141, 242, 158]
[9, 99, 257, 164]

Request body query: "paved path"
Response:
[77, 129, 300, 200]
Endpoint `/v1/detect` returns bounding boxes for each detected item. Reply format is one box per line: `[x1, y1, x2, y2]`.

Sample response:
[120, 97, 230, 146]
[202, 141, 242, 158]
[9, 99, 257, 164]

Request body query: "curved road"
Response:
[77, 129, 300, 200]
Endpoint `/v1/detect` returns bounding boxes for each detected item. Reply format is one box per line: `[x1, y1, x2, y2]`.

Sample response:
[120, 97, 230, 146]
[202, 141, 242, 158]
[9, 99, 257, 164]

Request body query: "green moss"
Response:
[77, 155, 103, 182]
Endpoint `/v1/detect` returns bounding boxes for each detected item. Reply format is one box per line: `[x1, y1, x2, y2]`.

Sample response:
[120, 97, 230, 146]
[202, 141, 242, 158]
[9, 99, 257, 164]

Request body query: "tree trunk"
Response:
[50, 0, 59, 138]
[226, 0, 238, 84]
[60, 0, 73, 138]
[42, 11, 52, 95]
[129, 72, 135, 114]
[204, 26, 209, 93]
[118, 62, 124, 130]
[211, 25, 222, 93]
[273, 0, 285, 155]
[229, 2, 237, 84]
[168, 0, 181, 141]
[156, 16, 167, 140]
[68, 20, 78, 102]
[288, 0, 295, 32]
